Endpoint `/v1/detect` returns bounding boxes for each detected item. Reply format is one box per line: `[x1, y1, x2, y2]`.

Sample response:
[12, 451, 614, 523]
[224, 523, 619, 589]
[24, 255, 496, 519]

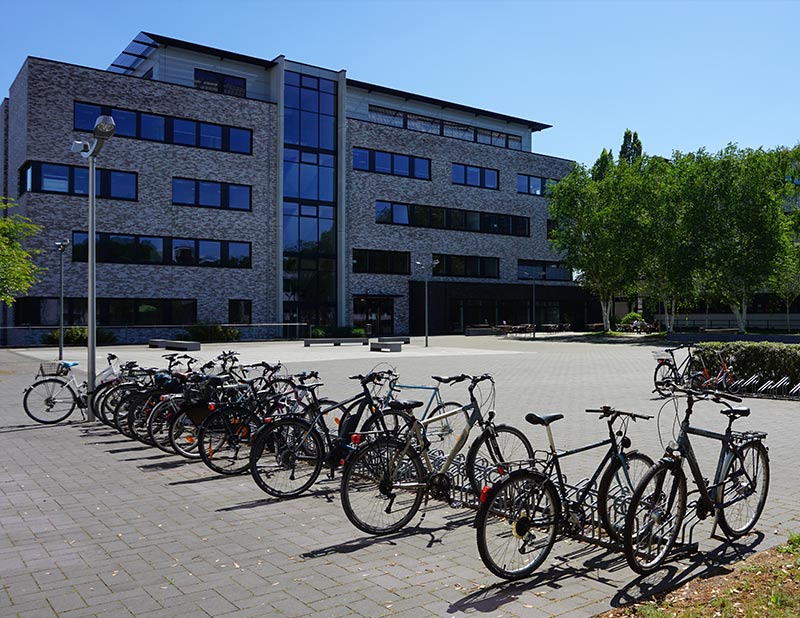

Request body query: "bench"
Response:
[303, 338, 369, 347]
[148, 339, 201, 351]
[370, 341, 402, 352]
[700, 328, 738, 334]
[465, 326, 494, 336]
[378, 336, 410, 344]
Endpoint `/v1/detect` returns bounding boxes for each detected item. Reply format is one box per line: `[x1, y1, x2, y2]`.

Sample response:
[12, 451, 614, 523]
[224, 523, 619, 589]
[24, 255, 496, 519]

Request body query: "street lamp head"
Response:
[93, 115, 116, 140]
[70, 140, 90, 154]
[54, 240, 70, 251]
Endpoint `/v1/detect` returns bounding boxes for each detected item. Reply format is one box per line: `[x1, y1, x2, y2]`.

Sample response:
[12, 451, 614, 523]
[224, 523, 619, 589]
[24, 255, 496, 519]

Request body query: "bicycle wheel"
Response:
[466, 424, 535, 496]
[169, 410, 202, 459]
[597, 451, 654, 544]
[360, 409, 413, 437]
[92, 380, 117, 426]
[129, 392, 163, 445]
[198, 407, 259, 475]
[23, 378, 77, 424]
[147, 398, 178, 454]
[423, 401, 469, 453]
[623, 460, 687, 574]
[114, 391, 143, 439]
[102, 382, 138, 430]
[653, 363, 677, 396]
[716, 440, 770, 538]
[475, 469, 560, 580]
[249, 417, 324, 498]
[340, 436, 426, 535]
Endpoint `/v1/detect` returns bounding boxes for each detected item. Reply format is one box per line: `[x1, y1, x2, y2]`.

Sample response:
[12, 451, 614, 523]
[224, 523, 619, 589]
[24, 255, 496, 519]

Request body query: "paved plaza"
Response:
[1, 335, 798, 617]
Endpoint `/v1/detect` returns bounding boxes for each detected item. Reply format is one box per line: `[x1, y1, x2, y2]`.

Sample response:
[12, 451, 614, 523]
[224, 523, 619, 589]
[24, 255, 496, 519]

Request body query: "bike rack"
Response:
[790, 382, 800, 397]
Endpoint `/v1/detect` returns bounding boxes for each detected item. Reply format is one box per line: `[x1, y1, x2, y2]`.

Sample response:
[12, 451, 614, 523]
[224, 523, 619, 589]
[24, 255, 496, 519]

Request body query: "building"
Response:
[0, 32, 595, 345]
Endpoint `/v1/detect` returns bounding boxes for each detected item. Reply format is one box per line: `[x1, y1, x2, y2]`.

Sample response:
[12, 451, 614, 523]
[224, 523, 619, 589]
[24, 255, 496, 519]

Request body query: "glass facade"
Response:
[283, 70, 338, 327]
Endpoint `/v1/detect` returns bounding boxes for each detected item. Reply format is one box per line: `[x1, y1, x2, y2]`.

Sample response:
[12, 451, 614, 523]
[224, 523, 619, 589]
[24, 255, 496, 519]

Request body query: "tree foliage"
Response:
[0, 197, 42, 306]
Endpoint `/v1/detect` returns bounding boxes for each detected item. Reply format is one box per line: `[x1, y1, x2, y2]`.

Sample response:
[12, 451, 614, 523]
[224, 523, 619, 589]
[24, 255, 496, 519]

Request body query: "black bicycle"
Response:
[623, 384, 769, 574]
[652, 344, 702, 397]
[474, 406, 653, 580]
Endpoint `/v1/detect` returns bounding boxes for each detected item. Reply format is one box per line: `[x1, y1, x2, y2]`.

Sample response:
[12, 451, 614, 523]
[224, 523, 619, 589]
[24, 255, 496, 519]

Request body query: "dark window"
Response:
[172, 178, 195, 205]
[198, 240, 222, 266]
[351, 147, 430, 180]
[451, 164, 465, 184]
[26, 162, 136, 201]
[199, 123, 222, 150]
[375, 200, 529, 237]
[198, 182, 221, 207]
[352, 249, 410, 274]
[393, 203, 409, 225]
[452, 163, 499, 190]
[374, 151, 392, 174]
[172, 239, 196, 265]
[106, 235, 136, 263]
[140, 113, 165, 141]
[394, 155, 410, 177]
[74, 103, 101, 131]
[172, 178, 251, 211]
[109, 171, 137, 199]
[518, 173, 550, 196]
[228, 299, 252, 324]
[111, 109, 137, 137]
[227, 242, 251, 268]
[228, 185, 251, 210]
[353, 147, 370, 171]
[14, 296, 196, 326]
[518, 259, 572, 281]
[434, 253, 499, 278]
[173, 119, 197, 146]
[40, 164, 69, 193]
[138, 237, 163, 263]
[229, 128, 252, 154]
[194, 69, 246, 97]
[414, 158, 430, 180]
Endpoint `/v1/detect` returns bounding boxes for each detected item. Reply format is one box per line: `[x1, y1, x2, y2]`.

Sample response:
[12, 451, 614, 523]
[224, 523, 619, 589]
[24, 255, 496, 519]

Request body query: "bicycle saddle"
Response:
[62, 361, 79, 368]
[720, 406, 750, 419]
[387, 399, 424, 411]
[525, 413, 564, 426]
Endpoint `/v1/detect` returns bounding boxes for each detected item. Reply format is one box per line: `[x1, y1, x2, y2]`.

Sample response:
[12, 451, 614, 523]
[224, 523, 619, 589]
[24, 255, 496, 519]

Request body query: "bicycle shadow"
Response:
[216, 486, 336, 512]
[610, 531, 765, 608]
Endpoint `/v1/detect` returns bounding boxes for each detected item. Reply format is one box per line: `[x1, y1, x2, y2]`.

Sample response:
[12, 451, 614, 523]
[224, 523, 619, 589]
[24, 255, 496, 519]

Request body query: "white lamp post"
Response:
[415, 258, 439, 347]
[71, 115, 116, 421]
[54, 240, 70, 360]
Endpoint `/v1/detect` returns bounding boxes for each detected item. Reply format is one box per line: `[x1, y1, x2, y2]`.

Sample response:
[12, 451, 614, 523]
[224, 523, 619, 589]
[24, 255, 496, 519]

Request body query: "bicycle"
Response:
[339, 373, 535, 536]
[623, 384, 770, 574]
[474, 406, 653, 579]
[689, 349, 740, 394]
[653, 345, 702, 397]
[22, 355, 119, 424]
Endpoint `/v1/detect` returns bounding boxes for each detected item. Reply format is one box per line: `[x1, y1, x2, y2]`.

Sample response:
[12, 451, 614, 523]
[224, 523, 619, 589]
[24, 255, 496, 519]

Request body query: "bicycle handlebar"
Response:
[657, 380, 742, 404]
[585, 406, 653, 421]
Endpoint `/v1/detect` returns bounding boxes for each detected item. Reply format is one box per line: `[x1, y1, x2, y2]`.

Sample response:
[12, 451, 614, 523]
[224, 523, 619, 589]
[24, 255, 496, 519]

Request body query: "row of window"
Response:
[352, 147, 430, 180]
[375, 200, 529, 237]
[284, 148, 336, 202]
[452, 164, 498, 190]
[19, 162, 137, 200]
[194, 68, 247, 98]
[368, 105, 524, 150]
[351, 249, 572, 281]
[172, 178, 251, 210]
[518, 173, 555, 196]
[14, 297, 197, 327]
[71, 232, 251, 268]
[74, 102, 252, 154]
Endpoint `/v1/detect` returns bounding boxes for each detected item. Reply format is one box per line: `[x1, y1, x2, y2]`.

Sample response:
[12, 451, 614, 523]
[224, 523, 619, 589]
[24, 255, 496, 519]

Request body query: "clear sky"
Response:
[2, 0, 797, 166]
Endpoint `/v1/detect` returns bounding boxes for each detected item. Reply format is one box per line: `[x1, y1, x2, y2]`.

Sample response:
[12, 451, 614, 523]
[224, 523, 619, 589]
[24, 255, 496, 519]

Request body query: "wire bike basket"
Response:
[37, 361, 70, 377]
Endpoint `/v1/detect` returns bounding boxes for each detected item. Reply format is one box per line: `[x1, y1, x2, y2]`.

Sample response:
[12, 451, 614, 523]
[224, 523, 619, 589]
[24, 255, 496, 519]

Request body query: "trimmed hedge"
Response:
[181, 323, 241, 343]
[41, 326, 118, 346]
[696, 341, 800, 383]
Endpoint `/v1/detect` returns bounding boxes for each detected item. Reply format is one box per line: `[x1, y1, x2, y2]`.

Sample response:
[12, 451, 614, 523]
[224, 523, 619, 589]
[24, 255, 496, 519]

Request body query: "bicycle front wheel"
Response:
[475, 469, 560, 580]
[597, 450, 654, 544]
[249, 417, 324, 498]
[340, 437, 426, 535]
[466, 424, 535, 496]
[169, 410, 202, 459]
[198, 407, 260, 475]
[653, 363, 677, 396]
[716, 440, 770, 538]
[23, 378, 77, 424]
[623, 460, 687, 575]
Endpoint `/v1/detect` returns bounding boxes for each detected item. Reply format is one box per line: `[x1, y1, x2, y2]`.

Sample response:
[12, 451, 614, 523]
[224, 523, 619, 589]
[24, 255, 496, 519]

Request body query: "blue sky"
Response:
[3, 0, 797, 166]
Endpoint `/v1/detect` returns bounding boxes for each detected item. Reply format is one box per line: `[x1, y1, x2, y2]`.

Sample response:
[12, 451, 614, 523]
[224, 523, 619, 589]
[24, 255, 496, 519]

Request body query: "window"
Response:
[433, 254, 500, 278]
[352, 249, 410, 274]
[367, 105, 522, 150]
[518, 173, 556, 196]
[194, 68, 247, 98]
[73, 102, 252, 154]
[375, 200, 529, 237]
[451, 163, 499, 190]
[518, 259, 572, 281]
[72, 232, 251, 268]
[351, 147, 430, 180]
[228, 299, 252, 324]
[20, 162, 137, 200]
[172, 178, 251, 211]
[14, 296, 196, 326]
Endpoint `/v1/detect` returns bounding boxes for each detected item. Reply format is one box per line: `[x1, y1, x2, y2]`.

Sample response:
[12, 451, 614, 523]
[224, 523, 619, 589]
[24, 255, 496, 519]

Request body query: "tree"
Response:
[619, 129, 642, 166]
[0, 197, 42, 306]
[591, 148, 614, 181]
[769, 228, 800, 333]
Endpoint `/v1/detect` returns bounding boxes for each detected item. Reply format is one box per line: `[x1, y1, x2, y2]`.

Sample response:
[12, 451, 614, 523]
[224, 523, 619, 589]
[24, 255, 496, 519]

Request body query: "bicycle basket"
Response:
[38, 361, 69, 377]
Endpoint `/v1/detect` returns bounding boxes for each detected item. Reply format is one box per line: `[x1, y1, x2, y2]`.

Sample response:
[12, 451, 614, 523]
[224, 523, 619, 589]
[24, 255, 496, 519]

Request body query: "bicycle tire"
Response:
[596, 451, 654, 544]
[340, 436, 426, 535]
[92, 380, 117, 426]
[623, 459, 687, 574]
[128, 391, 164, 445]
[102, 382, 138, 430]
[716, 440, 770, 538]
[653, 363, 677, 396]
[198, 407, 260, 475]
[360, 409, 413, 437]
[23, 378, 77, 424]
[475, 468, 560, 580]
[147, 398, 179, 454]
[465, 424, 535, 496]
[249, 417, 324, 498]
[169, 409, 202, 459]
[424, 401, 469, 453]
[114, 391, 143, 439]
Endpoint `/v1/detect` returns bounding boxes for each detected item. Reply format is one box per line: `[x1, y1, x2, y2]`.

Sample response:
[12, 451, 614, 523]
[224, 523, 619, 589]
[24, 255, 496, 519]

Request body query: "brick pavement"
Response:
[1, 336, 798, 617]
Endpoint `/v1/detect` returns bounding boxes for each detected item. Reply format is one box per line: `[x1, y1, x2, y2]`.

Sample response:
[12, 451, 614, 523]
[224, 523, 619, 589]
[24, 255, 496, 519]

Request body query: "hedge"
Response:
[695, 341, 800, 383]
[41, 326, 118, 346]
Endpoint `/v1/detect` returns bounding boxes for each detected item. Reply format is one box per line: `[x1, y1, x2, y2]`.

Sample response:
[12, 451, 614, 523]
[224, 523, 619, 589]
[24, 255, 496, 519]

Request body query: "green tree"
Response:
[591, 148, 614, 181]
[619, 129, 642, 165]
[0, 198, 42, 305]
[769, 228, 800, 333]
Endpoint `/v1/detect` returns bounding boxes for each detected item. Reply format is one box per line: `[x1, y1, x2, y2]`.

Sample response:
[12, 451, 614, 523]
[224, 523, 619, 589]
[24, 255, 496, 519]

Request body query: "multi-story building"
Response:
[1, 32, 595, 345]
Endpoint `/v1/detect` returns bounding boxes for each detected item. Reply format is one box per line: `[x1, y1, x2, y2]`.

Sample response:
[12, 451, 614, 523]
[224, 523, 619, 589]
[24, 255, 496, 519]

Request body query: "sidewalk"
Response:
[1, 339, 798, 617]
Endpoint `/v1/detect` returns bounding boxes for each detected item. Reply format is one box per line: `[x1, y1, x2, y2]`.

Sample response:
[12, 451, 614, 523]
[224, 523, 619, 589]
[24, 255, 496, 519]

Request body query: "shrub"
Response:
[181, 323, 240, 343]
[620, 312, 643, 325]
[41, 326, 117, 346]
[311, 326, 366, 338]
[696, 341, 800, 383]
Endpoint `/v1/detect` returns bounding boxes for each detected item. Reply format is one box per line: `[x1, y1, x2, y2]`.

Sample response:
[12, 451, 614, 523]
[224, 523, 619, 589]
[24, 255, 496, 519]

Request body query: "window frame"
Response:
[375, 200, 529, 238]
[351, 146, 431, 180]
[451, 162, 500, 190]
[172, 177, 252, 211]
[19, 161, 138, 201]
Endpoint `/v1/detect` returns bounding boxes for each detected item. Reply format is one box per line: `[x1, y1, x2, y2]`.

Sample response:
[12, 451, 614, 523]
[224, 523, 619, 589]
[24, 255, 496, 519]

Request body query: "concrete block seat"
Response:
[148, 339, 201, 351]
[370, 341, 402, 352]
[303, 338, 368, 347]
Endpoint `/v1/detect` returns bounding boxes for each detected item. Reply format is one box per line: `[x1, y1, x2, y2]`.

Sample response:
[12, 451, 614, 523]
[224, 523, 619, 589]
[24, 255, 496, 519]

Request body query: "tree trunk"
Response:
[787, 301, 791, 334]
[662, 298, 676, 332]
[600, 297, 612, 331]
[730, 303, 746, 333]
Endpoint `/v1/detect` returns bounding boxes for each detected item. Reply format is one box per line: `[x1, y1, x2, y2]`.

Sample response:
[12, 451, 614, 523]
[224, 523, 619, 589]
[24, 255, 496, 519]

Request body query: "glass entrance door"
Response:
[353, 297, 394, 336]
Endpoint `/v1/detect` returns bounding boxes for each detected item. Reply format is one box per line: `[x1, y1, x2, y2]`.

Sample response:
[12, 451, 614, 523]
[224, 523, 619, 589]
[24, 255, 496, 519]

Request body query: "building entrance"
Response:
[353, 297, 394, 336]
